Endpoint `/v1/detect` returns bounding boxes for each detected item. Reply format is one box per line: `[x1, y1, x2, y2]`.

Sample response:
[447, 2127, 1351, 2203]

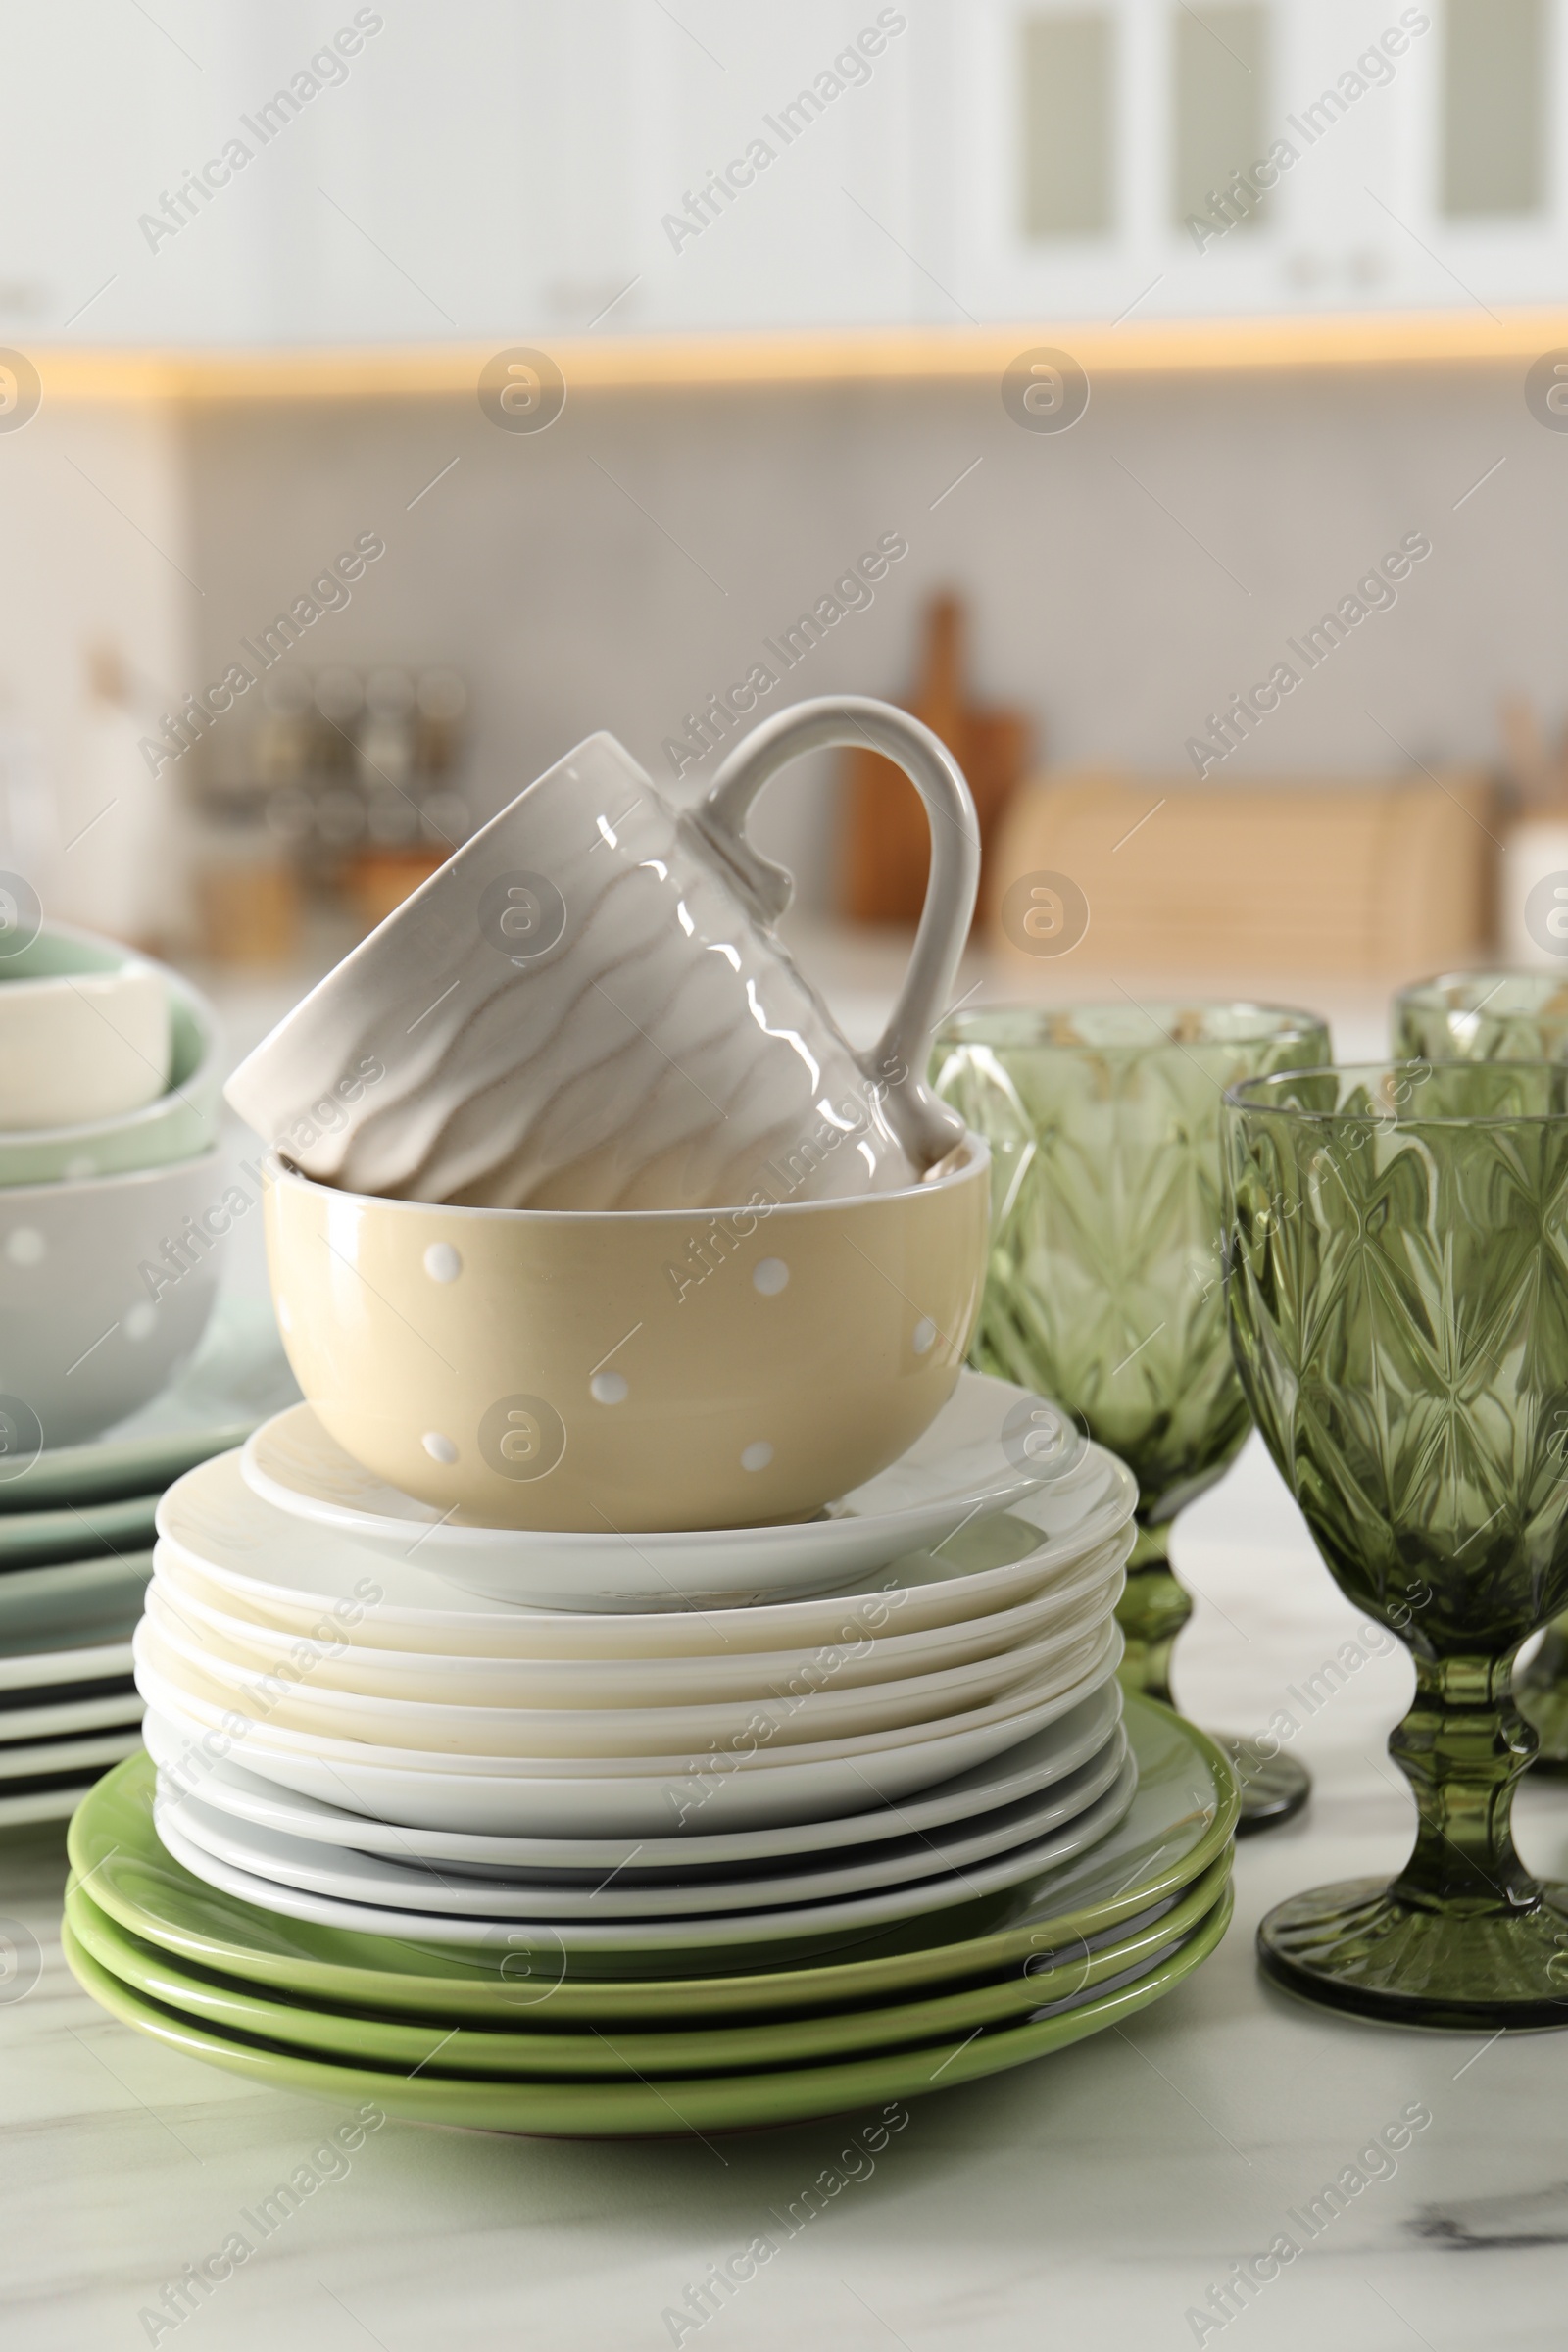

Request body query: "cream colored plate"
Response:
[139, 1576, 1119, 1757]
[150, 1537, 1126, 1706]
[137, 1633, 1124, 1837]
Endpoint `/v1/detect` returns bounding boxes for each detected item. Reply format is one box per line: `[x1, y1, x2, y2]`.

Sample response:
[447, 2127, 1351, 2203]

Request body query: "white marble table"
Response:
[5, 1433, 1566, 2352]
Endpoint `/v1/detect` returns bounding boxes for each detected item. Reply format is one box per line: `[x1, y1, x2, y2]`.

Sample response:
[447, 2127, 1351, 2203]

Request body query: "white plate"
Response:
[139, 1580, 1118, 1758]
[134, 1616, 1118, 1777]
[0, 1633, 136, 1692]
[0, 1726, 144, 1781]
[140, 1635, 1123, 1837]
[149, 1541, 1127, 1709]
[157, 1724, 1130, 1919]
[153, 1750, 1140, 1954]
[240, 1372, 1097, 1610]
[159, 1443, 1135, 1661]
[0, 1689, 143, 1741]
[142, 1680, 1124, 1874]
[0, 1550, 153, 1645]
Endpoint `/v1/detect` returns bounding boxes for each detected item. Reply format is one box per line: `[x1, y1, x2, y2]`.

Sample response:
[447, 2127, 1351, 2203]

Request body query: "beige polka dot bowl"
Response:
[261, 1139, 992, 1533]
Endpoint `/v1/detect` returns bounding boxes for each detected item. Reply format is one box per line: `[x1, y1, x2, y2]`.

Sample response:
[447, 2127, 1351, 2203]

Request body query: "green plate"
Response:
[0, 1492, 159, 1570]
[62, 1882, 1232, 2136]
[65, 1855, 1231, 2076]
[67, 1696, 1237, 2021]
[0, 1550, 152, 1643]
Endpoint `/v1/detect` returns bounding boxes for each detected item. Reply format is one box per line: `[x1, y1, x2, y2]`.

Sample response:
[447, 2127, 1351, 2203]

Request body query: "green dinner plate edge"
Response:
[64, 1854, 1233, 2075]
[62, 1885, 1233, 2136]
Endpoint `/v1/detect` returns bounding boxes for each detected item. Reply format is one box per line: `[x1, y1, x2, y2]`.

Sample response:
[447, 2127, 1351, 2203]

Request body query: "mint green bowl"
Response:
[0, 927, 220, 1187]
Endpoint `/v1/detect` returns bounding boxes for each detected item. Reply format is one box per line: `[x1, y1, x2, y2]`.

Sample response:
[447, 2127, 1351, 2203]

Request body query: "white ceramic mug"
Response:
[225, 697, 980, 1210]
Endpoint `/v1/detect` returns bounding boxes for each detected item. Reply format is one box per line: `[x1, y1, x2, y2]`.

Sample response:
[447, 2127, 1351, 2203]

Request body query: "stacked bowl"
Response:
[68, 706, 1237, 2131]
[0, 921, 290, 1823]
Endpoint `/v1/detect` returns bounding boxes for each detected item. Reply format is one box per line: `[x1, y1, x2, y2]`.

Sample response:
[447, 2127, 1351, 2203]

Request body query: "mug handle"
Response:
[679, 695, 980, 1171]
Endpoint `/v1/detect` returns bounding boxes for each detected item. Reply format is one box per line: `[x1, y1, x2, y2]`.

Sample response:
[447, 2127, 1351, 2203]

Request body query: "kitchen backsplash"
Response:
[0, 358, 1547, 939]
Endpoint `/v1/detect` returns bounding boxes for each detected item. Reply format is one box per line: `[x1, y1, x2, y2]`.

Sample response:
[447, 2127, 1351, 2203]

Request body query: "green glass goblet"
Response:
[1227, 1059, 1568, 2030]
[933, 1001, 1330, 1834]
[1394, 970, 1568, 1772]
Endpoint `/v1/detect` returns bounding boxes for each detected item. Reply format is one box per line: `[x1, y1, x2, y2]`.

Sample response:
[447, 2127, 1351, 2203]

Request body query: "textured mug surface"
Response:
[262, 1140, 990, 1532]
[225, 702, 979, 1210]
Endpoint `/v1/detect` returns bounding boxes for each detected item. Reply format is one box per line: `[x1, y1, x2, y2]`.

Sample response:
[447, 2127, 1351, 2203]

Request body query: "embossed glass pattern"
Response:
[933, 1002, 1329, 1830]
[1393, 970, 1568, 1771]
[1227, 1060, 1568, 2028]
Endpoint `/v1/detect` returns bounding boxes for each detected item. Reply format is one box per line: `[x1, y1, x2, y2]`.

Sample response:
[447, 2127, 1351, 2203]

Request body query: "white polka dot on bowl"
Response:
[590, 1371, 628, 1404]
[741, 1440, 774, 1472]
[752, 1257, 789, 1296]
[912, 1316, 937, 1354]
[423, 1243, 462, 1284]
[123, 1301, 158, 1342]
[5, 1228, 44, 1268]
[421, 1432, 459, 1464]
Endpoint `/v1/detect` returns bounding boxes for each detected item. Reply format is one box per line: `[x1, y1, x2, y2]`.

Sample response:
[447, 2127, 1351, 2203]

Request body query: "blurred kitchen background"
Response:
[2, 0, 1566, 1048]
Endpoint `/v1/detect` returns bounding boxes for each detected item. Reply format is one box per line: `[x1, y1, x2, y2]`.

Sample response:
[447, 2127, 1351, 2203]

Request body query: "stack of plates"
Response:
[67, 1696, 1236, 2135]
[0, 1296, 296, 1827]
[62, 1372, 1240, 2129]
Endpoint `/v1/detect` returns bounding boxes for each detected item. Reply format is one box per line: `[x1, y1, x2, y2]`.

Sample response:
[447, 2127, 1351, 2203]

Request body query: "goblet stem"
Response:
[1514, 1615, 1568, 1774]
[1114, 1517, 1312, 1835]
[1259, 1644, 1568, 2027]
[1113, 1522, 1191, 1710]
[1389, 1653, 1540, 1915]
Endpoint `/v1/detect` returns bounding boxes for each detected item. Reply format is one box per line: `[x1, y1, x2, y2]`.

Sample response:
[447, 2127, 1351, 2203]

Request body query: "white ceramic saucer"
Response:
[160, 1443, 1136, 1661]
[157, 1726, 1130, 1920]
[239, 1372, 1095, 1610]
[138, 1631, 1123, 1837]
[152, 1750, 1140, 1955]
[141, 1679, 1124, 1874]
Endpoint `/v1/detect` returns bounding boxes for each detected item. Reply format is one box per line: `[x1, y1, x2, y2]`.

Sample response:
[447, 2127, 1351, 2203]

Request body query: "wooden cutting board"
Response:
[842, 594, 1032, 927]
[990, 770, 1495, 977]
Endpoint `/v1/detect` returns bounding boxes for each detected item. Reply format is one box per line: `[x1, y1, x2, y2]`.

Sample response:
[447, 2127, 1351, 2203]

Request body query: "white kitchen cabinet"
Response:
[0, 0, 1563, 349]
[936, 0, 1568, 325]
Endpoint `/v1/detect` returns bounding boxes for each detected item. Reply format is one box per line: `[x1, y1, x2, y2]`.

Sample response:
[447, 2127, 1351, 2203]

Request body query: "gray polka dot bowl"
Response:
[260, 1139, 991, 1534]
[0, 1151, 224, 1447]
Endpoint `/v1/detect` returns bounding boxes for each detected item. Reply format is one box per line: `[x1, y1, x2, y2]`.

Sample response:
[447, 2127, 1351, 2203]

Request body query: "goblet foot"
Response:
[1216, 1738, 1311, 1836]
[1515, 1621, 1568, 1774]
[1258, 1876, 1568, 2031]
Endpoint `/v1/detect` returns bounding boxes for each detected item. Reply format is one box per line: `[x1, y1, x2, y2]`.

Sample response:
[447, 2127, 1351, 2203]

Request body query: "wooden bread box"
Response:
[990, 771, 1496, 979]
